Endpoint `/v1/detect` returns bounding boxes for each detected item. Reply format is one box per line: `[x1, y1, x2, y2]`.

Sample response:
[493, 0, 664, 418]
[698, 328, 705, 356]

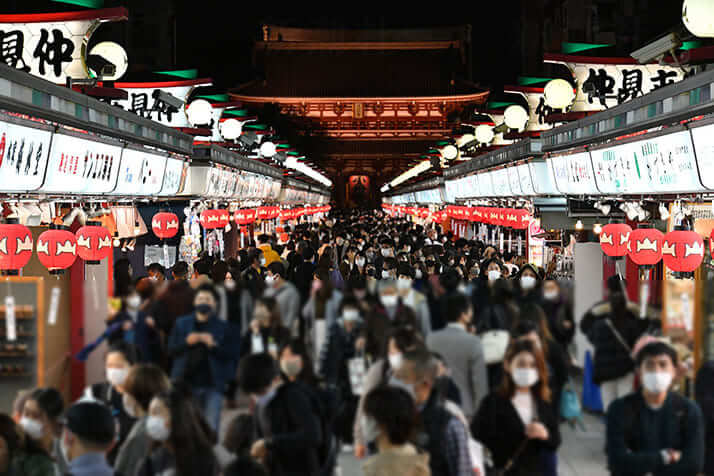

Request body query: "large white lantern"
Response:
[88, 42, 128, 81]
[503, 105, 529, 131]
[474, 124, 495, 144]
[683, 0, 714, 37]
[284, 156, 299, 168]
[219, 118, 242, 140]
[186, 99, 213, 126]
[260, 141, 277, 158]
[441, 144, 458, 160]
[544, 79, 575, 109]
[455, 133, 475, 147]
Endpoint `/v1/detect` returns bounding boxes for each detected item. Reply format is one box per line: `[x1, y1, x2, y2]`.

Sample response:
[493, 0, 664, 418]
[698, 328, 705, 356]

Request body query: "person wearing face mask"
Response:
[513, 264, 542, 307]
[350, 252, 368, 279]
[540, 278, 575, 350]
[471, 340, 561, 476]
[606, 342, 705, 476]
[17, 388, 64, 476]
[237, 353, 323, 476]
[353, 327, 424, 459]
[264, 262, 301, 336]
[139, 386, 219, 476]
[695, 359, 714, 476]
[581, 276, 649, 411]
[168, 284, 237, 432]
[426, 294, 489, 421]
[84, 342, 136, 465]
[397, 264, 432, 337]
[361, 386, 430, 476]
[240, 297, 290, 358]
[363, 280, 418, 358]
[59, 402, 116, 476]
[146, 262, 166, 283]
[257, 234, 281, 267]
[114, 364, 171, 476]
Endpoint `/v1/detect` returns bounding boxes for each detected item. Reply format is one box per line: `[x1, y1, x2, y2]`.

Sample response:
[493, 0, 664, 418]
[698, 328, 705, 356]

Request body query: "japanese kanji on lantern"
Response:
[627, 228, 664, 267]
[600, 223, 632, 258]
[662, 230, 704, 273]
[200, 209, 230, 230]
[76, 221, 112, 265]
[152, 212, 180, 239]
[0, 219, 33, 275]
[37, 225, 77, 275]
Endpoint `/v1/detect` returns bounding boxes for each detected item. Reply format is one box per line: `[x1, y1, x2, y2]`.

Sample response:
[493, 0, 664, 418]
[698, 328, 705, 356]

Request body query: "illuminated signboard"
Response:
[547, 155, 569, 194]
[158, 158, 188, 196]
[0, 118, 52, 192]
[529, 161, 558, 195]
[478, 172, 494, 197]
[690, 123, 714, 190]
[517, 164, 535, 195]
[550, 152, 599, 195]
[507, 166, 522, 195]
[491, 169, 511, 196]
[111, 147, 167, 196]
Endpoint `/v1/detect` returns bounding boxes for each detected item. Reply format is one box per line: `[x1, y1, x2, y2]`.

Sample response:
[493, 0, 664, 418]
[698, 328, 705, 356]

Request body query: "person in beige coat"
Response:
[361, 386, 431, 476]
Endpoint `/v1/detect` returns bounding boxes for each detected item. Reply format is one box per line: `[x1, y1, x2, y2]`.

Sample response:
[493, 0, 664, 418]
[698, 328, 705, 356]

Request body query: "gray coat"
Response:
[427, 324, 489, 419]
[114, 417, 152, 476]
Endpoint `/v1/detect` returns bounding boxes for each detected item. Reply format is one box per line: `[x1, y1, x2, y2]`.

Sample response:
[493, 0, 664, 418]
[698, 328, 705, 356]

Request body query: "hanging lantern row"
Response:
[152, 212, 180, 239]
[599, 225, 706, 273]
[383, 204, 531, 230]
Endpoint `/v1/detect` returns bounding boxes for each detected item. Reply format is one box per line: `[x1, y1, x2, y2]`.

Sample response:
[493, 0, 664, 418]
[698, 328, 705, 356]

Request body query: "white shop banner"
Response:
[0, 119, 52, 192]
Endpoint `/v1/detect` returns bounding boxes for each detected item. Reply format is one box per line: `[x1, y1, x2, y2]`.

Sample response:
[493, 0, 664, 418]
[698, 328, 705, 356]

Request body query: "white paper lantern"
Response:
[219, 118, 242, 140]
[441, 144, 458, 160]
[88, 42, 128, 81]
[474, 124, 495, 144]
[260, 141, 277, 158]
[284, 156, 299, 169]
[186, 99, 213, 126]
[503, 105, 529, 131]
[455, 133, 475, 147]
[683, 0, 714, 37]
[544, 79, 575, 109]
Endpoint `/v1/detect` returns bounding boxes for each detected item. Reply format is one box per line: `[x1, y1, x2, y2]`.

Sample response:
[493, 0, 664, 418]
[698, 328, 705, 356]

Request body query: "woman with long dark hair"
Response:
[138, 384, 218, 476]
[0, 412, 56, 476]
[17, 388, 64, 475]
[471, 340, 561, 476]
[240, 297, 291, 358]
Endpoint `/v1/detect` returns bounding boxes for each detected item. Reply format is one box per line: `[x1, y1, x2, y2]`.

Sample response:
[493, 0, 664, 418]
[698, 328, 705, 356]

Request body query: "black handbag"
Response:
[487, 438, 529, 476]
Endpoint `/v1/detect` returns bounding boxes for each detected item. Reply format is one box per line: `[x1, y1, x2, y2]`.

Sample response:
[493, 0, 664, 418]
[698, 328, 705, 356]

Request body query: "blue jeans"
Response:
[193, 387, 223, 432]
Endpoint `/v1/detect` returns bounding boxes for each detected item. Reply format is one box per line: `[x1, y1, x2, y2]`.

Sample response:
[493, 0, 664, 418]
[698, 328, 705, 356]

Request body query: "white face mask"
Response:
[520, 276, 537, 290]
[355, 258, 366, 268]
[388, 353, 403, 370]
[397, 278, 412, 292]
[488, 270, 501, 282]
[343, 309, 360, 322]
[381, 248, 392, 257]
[122, 393, 138, 419]
[380, 295, 398, 308]
[642, 371, 673, 394]
[127, 294, 141, 310]
[415, 269, 423, 279]
[511, 367, 539, 388]
[259, 257, 266, 266]
[107, 367, 129, 387]
[224, 279, 237, 291]
[543, 290, 559, 301]
[265, 275, 276, 286]
[360, 415, 380, 443]
[19, 417, 44, 440]
[146, 415, 170, 442]
[381, 270, 391, 279]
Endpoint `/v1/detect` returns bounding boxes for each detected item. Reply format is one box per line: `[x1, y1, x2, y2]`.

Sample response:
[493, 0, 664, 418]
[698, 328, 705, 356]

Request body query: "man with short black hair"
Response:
[426, 293, 488, 420]
[146, 262, 165, 282]
[606, 342, 705, 476]
[396, 263, 432, 336]
[61, 401, 115, 476]
[265, 262, 301, 335]
[171, 261, 189, 280]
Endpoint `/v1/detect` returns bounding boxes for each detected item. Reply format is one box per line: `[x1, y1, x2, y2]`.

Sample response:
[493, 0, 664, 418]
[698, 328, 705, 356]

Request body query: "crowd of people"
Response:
[0, 209, 712, 476]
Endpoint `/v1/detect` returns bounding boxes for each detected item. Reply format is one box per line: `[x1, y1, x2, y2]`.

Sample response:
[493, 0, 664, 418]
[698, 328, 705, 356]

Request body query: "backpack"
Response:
[622, 392, 689, 452]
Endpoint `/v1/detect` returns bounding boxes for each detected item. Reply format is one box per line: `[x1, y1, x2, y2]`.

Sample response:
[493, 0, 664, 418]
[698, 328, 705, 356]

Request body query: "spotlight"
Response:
[575, 220, 584, 230]
[594, 201, 611, 216]
[593, 223, 602, 234]
[659, 203, 670, 221]
[260, 141, 277, 158]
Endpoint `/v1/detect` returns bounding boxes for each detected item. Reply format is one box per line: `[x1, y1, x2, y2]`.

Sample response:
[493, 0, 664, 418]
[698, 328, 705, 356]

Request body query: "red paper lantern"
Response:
[662, 230, 705, 272]
[488, 209, 500, 226]
[600, 223, 632, 258]
[152, 212, 179, 239]
[37, 226, 77, 275]
[0, 221, 33, 274]
[234, 209, 256, 226]
[627, 228, 664, 266]
[76, 222, 112, 264]
[512, 209, 530, 230]
[200, 210, 230, 229]
[257, 207, 270, 220]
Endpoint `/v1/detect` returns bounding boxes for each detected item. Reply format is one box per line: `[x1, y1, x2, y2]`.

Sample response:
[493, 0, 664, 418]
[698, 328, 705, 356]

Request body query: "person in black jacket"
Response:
[238, 353, 323, 476]
[471, 340, 562, 476]
[695, 359, 714, 475]
[581, 277, 649, 411]
[540, 278, 575, 349]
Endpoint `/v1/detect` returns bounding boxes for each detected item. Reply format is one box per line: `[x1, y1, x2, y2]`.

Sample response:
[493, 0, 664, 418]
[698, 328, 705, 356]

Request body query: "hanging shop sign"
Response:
[40, 132, 122, 194]
[111, 147, 167, 196]
[157, 158, 188, 196]
[507, 166, 522, 195]
[516, 164, 535, 196]
[0, 117, 53, 192]
[548, 155, 569, 194]
[475, 172, 492, 197]
[529, 160, 558, 195]
[689, 122, 714, 190]
[200, 209, 229, 229]
[544, 54, 687, 111]
[0, 8, 128, 83]
[590, 130, 702, 194]
[548, 152, 599, 195]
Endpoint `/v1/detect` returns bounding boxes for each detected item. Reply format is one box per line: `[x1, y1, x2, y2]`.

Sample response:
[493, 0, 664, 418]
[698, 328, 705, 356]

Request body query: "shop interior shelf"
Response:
[0, 352, 31, 358]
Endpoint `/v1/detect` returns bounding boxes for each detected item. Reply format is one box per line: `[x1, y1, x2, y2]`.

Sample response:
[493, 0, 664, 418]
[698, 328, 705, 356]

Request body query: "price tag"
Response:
[5, 296, 16, 341]
[48, 287, 61, 326]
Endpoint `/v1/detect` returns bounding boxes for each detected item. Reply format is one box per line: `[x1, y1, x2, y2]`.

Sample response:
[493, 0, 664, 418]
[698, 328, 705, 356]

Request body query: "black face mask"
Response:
[195, 304, 214, 315]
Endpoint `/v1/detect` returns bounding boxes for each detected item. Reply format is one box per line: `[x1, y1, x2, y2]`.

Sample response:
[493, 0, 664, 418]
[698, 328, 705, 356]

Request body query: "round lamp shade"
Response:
[503, 105, 529, 130]
[600, 223, 632, 257]
[544, 79, 576, 109]
[88, 41, 128, 81]
[76, 223, 112, 264]
[186, 99, 213, 126]
[37, 227, 77, 274]
[474, 124, 495, 144]
[683, 0, 714, 37]
[260, 141, 277, 158]
[441, 144, 458, 160]
[662, 230, 705, 272]
[200, 209, 230, 229]
[220, 118, 242, 140]
[152, 212, 179, 239]
[627, 228, 664, 266]
[0, 222, 33, 273]
[455, 133, 475, 147]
